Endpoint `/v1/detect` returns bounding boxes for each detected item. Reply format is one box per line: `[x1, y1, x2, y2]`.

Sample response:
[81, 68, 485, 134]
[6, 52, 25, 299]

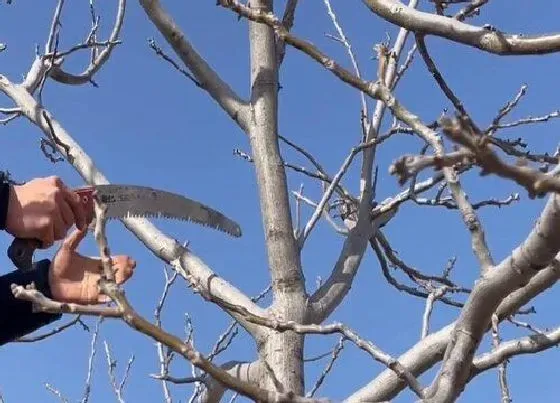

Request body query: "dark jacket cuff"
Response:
[0, 259, 62, 345]
[0, 182, 9, 231]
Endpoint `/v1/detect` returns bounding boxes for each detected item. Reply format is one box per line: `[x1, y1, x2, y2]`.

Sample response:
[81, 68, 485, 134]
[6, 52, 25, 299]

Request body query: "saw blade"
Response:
[94, 184, 242, 238]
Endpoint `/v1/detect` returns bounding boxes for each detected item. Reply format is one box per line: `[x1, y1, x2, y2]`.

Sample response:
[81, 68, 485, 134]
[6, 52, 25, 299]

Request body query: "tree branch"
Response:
[246, 0, 306, 393]
[424, 194, 560, 402]
[139, 0, 250, 131]
[363, 0, 560, 55]
[199, 361, 262, 403]
[49, 0, 126, 86]
[471, 324, 560, 378]
[345, 259, 560, 402]
[0, 73, 266, 337]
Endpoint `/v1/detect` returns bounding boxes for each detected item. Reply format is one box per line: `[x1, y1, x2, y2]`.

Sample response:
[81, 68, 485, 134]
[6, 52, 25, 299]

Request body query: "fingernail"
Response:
[128, 258, 136, 269]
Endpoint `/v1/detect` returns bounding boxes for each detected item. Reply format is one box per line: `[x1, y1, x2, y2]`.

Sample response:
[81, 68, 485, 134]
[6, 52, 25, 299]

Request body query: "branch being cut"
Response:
[11, 285, 121, 317]
[363, 0, 560, 55]
[0, 73, 266, 337]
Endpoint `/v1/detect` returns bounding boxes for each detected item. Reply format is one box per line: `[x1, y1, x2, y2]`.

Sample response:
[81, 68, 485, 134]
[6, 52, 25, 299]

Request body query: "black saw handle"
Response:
[8, 238, 42, 272]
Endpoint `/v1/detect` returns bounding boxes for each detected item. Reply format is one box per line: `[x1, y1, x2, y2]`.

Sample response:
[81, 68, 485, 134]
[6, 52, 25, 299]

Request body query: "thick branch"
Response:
[247, 0, 306, 394]
[363, 0, 560, 55]
[425, 195, 560, 402]
[200, 361, 261, 403]
[346, 259, 560, 402]
[139, 0, 250, 131]
[305, 0, 419, 324]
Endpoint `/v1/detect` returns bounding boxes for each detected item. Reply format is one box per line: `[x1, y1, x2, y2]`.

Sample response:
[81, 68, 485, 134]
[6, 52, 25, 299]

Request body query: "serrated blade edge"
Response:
[95, 184, 242, 237]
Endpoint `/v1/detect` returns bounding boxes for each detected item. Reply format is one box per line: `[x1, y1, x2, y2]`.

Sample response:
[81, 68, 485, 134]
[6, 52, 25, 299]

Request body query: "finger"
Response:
[63, 189, 86, 231]
[39, 217, 55, 249]
[59, 199, 74, 230]
[52, 210, 67, 242]
[113, 256, 136, 284]
[63, 227, 88, 251]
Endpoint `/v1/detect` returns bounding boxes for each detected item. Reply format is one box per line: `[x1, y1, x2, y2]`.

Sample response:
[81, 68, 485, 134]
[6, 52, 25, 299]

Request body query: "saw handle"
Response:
[7, 187, 96, 272]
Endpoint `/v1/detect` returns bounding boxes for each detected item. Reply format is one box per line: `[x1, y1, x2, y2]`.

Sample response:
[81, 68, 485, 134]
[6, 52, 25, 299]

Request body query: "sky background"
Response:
[1, 0, 560, 402]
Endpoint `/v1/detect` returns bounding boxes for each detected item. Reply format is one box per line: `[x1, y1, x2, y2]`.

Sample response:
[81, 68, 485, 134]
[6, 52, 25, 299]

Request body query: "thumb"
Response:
[62, 227, 88, 251]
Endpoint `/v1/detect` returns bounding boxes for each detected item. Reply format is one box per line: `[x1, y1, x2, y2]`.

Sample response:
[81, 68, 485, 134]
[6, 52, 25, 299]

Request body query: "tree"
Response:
[1, 0, 560, 401]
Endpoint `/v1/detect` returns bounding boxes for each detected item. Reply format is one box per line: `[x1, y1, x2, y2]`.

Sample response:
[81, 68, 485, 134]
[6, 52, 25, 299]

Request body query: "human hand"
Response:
[48, 228, 136, 304]
[5, 176, 88, 248]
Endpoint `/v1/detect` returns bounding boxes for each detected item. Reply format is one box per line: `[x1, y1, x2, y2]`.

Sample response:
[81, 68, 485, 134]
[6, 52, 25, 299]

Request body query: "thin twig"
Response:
[486, 84, 528, 135]
[307, 337, 345, 397]
[45, 383, 69, 403]
[323, 0, 367, 122]
[298, 139, 377, 247]
[491, 314, 513, 403]
[81, 317, 103, 403]
[421, 287, 450, 339]
[15, 315, 84, 342]
[292, 191, 348, 235]
[154, 265, 178, 403]
[148, 38, 201, 86]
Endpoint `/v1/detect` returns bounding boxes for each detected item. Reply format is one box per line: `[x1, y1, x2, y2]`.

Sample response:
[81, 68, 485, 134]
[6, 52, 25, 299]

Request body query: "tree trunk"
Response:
[247, 0, 306, 394]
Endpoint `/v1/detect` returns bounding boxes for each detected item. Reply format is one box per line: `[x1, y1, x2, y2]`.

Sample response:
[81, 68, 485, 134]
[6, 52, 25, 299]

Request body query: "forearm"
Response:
[0, 260, 61, 344]
[0, 181, 61, 344]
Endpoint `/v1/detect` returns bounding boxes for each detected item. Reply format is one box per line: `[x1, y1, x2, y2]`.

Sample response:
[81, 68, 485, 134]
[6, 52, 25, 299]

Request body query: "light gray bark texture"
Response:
[4, 0, 560, 401]
[248, 0, 306, 393]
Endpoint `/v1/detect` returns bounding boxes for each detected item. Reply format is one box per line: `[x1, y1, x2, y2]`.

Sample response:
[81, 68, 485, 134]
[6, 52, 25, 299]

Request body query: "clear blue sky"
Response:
[1, 1, 560, 402]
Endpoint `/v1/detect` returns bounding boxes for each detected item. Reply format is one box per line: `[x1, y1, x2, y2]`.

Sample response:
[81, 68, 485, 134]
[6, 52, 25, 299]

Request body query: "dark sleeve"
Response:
[0, 181, 10, 230]
[0, 260, 62, 345]
[0, 183, 61, 344]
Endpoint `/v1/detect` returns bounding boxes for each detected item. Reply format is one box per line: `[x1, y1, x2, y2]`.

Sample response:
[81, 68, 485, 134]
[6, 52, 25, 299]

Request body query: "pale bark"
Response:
[346, 259, 560, 402]
[139, 0, 250, 132]
[425, 195, 560, 402]
[307, 0, 418, 324]
[6, 1, 560, 401]
[363, 0, 560, 55]
[200, 361, 261, 402]
[247, 0, 306, 394]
